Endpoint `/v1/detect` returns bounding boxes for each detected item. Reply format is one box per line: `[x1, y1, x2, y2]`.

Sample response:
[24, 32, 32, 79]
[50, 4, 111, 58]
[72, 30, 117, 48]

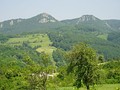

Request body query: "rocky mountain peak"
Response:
[33, 13, 58, 23]
[40, 13, 50, 18]
[79, 15, 99, 21]
[76, 15, 100, 24]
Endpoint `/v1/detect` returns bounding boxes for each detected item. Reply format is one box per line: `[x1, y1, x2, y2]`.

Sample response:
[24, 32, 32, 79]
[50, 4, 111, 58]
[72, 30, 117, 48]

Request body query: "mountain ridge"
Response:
[0, 13, 120, 34]
[29, 13, 58, 23]
[0, 13, 120, 60]
[1, 13, 120, 23]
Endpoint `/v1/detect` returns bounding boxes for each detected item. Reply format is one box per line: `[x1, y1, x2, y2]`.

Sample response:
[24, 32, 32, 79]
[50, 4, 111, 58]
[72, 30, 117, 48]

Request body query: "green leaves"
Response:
[67, 43, 99, 89]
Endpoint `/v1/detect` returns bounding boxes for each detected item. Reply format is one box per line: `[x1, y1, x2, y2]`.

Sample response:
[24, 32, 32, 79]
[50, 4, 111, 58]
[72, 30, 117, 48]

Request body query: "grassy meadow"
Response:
[48, 84, 120, 90]
[97, 34, 108, 40]
[5, 33, 56, 60]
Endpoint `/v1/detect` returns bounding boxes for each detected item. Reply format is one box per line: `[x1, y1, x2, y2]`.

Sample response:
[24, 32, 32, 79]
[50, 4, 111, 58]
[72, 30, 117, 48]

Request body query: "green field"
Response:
[6, 33, 56, 51]
[48, 84, 120, 90]
[5, 33, 56, 63]
[97, 34, 108, 40]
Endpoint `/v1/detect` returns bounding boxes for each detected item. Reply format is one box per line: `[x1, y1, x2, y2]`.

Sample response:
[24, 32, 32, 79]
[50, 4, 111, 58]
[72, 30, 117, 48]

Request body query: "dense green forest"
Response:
[0, 13, 120, 89]
[48, 28, 120, 59]
[0, 41, 120, 90]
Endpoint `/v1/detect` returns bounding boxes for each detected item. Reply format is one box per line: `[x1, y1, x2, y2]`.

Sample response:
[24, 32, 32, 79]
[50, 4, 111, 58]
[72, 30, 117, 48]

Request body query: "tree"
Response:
[52, 49, 66, 67]
[28, 52, 55, 90]
[40, 52, 51, 67]
[67, 43, 99, 90]
[98, 55, 104, 63]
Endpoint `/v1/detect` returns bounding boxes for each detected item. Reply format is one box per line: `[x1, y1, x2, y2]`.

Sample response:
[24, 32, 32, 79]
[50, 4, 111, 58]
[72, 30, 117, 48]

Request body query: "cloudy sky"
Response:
[0, 0, 120, 21]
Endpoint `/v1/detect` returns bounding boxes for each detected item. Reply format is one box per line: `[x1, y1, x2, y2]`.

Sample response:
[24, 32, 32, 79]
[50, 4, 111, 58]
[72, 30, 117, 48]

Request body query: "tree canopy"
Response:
[67, 43, 99, 90]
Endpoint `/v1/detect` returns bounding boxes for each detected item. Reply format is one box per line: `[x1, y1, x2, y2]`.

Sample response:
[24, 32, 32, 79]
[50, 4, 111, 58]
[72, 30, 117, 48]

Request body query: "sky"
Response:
[0, 0, 120, 22]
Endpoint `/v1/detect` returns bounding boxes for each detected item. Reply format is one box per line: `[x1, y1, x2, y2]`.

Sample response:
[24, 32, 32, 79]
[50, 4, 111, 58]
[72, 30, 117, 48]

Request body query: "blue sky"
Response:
[0, 0, 120, 21]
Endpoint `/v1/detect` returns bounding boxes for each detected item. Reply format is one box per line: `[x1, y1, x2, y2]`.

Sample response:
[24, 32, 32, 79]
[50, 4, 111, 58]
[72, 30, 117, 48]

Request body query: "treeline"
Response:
[108, 31, 120, 45]
[52, 44, 120, 90]
[0, 44, 54, 90]
[0, 43, 120, 90]
[52, 48, 120, 84]
[48, 29, 120, 60]
[0, 34, 9, 43]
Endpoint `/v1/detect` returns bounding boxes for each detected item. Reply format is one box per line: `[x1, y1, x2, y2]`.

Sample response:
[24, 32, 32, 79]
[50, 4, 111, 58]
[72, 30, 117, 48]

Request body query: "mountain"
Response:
[62, 15, 113, 33]
[29, 13, 58, 23]
[1, 13, 120, 89]
[62, 15, 100, 24]
[0, 13, 64, 34]
[78, 15, 100, 22]
[0, 13, 120, 59]
[0, 13, 118, 35]
[104, 20, 120, 31]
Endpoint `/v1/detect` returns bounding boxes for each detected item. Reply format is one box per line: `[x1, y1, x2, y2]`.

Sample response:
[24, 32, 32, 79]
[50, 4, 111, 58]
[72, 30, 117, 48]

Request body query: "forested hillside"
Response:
[0, 13, 120, 89]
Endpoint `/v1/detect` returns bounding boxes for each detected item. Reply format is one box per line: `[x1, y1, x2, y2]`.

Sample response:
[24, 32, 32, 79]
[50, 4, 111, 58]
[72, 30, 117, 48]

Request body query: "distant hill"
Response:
[62, 15, 114, 33]
[0, 13, 120, 59]
[104, 20, 120, 31]
[61, 15, 100, 24]
[0, 13, 119, 34]
[0, 13, 65, 34]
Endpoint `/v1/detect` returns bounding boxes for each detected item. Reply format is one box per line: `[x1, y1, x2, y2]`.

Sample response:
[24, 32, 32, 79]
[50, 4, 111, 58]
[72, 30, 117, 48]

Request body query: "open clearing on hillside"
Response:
[5, 33, 56, 56]
[48, 84, 120, 90]
[97, 34, 108, 40]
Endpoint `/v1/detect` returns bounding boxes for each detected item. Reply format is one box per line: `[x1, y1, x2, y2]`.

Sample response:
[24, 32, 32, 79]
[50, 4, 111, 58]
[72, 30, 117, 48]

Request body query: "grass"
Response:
[97, 34, 108, 40]
[5, 33, 56, 64]
[6, 34, 51, 47]
[96, 84, 120, 90]
[48, 84, 120, 90]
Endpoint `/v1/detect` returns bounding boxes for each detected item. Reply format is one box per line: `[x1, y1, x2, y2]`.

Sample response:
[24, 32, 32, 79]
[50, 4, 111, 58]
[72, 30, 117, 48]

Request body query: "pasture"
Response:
[97, 34, 108, 40]
[48, 84, 120, 90]
[5, 33, 56, 58]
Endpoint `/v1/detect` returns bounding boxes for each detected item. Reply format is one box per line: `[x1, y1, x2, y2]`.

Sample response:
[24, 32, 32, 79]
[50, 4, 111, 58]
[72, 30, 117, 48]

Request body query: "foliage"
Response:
[0, 15, 120, 89]
[48, 84, 120, 90]
[0, 34, 9, 43]
[108, 31, 120, 44]
[52, 49, 66, 67]
[102, 60, 120, 84]
[67, 43, 99, 90]
[48, 29, 120, 60]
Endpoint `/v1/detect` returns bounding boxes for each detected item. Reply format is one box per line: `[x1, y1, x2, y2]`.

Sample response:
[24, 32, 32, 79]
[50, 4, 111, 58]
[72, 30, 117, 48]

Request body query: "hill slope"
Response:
[0, 13, 120, 59]
[0, 13, 65, 34]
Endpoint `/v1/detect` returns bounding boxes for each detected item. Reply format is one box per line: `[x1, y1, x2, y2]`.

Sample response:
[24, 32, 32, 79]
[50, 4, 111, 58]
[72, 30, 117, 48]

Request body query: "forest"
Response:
[0, 13, 120, 90]
[0, 33, 120, 90]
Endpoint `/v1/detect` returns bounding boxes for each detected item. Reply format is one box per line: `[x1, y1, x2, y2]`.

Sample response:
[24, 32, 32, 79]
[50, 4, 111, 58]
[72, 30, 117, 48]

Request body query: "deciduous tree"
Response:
[67, 43, 99, 90]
